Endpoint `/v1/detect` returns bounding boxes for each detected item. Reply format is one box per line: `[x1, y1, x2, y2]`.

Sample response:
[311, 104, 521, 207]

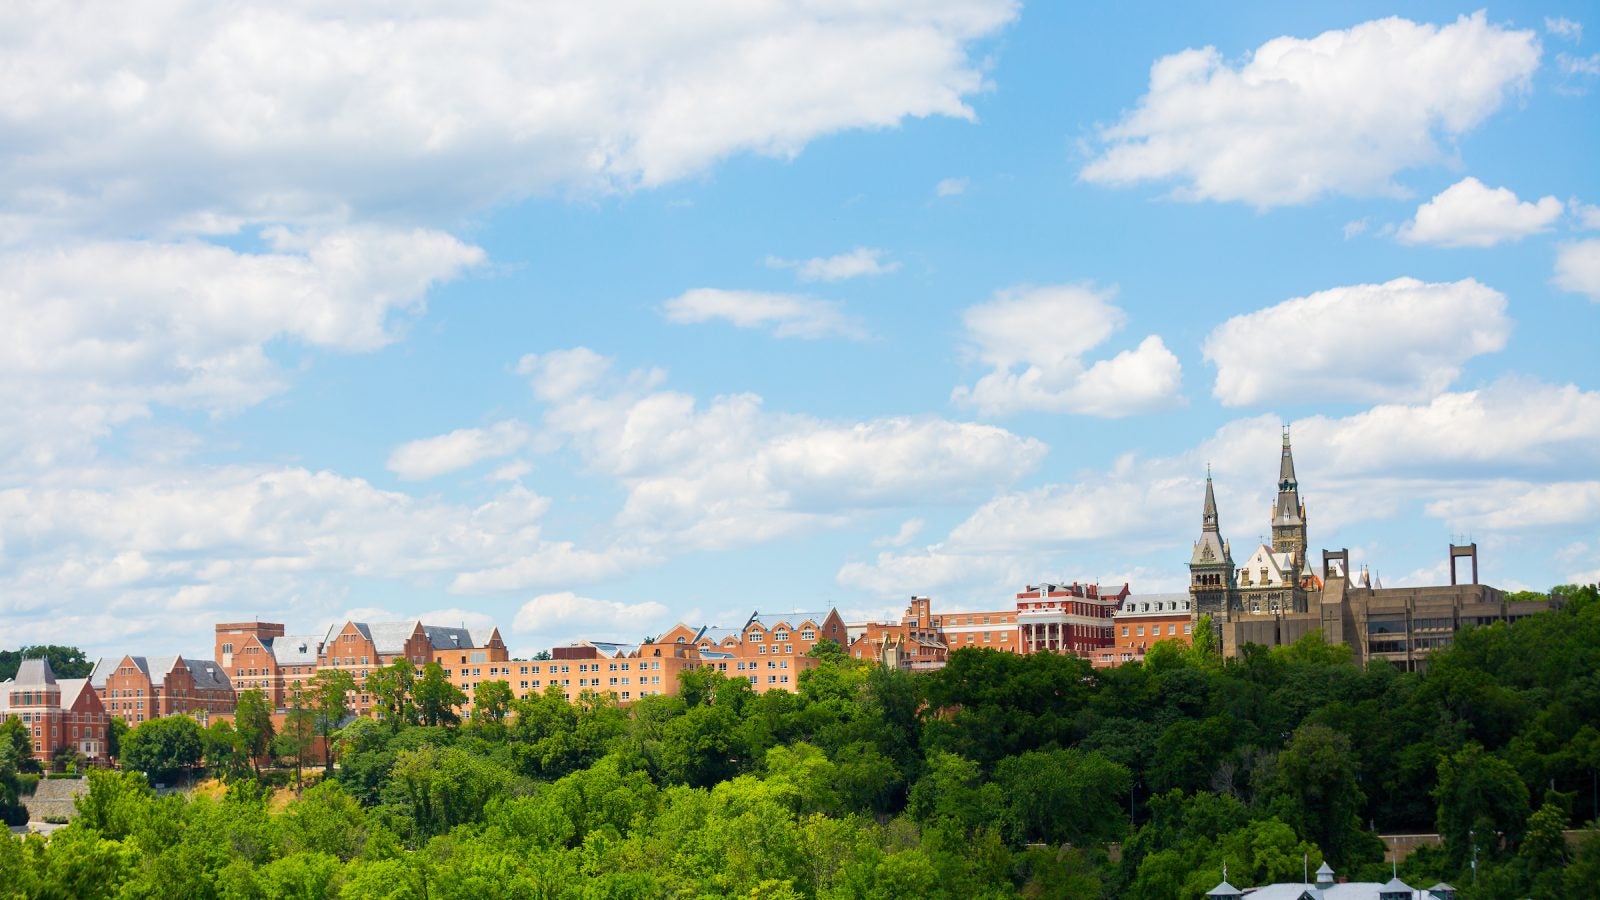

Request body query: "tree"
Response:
[74, 768, 154, 840]
[119, 715, 203, 784]
[0, 742, 29, 826]
[232, 688, 275, 776]
[2, 716, 35, 774]
[471, 679, 514, 727]
[308, 668, 356, 775]
[0, 645, 91, 681]
[414, 661, 465, 727]
[364, 657, 417, 729]
[1435, 743, 1531, 868]
[994, 748, 1132, 846]
[274, 704, 317, 791]
[202, 719, 251, 782]
[1270, 723, 1373, 867]
[106, 717, 128, 761]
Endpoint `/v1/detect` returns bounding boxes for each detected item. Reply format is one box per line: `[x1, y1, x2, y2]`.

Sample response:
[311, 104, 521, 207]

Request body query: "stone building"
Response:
[1188, 434, 1556, 669]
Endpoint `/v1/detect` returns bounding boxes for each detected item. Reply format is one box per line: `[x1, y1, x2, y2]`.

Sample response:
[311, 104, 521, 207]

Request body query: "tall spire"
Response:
[1278, 425, 1297, 492]
[1203, 467, 1219, 532]
[1273, 427, 1303, 526]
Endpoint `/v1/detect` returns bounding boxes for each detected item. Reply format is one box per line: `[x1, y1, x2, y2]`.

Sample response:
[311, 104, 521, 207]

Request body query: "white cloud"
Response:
[1082, 13, 1541, 207]
[0, 464, 661, 657]
[874, 518, 926, 548]
[1342, 219, 1370, 239]
[1204, 277, 1511, 406]
[845, 377, 1600, 603]
[511, 591, 672, 651]
[1560, 52, 1600, 76]
[836, 547, 1027, 598]
[768, 247, 901, 282]
[950, 284, 1183, 417]
[387, 421, 532, 481]
[0, 2, 1018, 238]
[1573, 201, 1600, 230]
[1398, 177, 1564, 247]
[0, 227, 483, 468]
[1546, 17, 1583, 42]
[1425, 481, 1600, 530]
[520, 349, 1046, 549]
[1555, 239, 1600, 300]
[936, 177, 970, 197]
[661, 288, 867, 340]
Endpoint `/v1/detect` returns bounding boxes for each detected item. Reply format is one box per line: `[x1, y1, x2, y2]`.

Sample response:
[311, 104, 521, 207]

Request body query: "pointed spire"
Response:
[1203, 468, 1219, 532]
[1279, 425, 1297, 490]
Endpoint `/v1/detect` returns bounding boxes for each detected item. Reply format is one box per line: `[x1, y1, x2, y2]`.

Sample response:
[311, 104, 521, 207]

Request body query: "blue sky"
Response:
[1, 2, 1596, 659]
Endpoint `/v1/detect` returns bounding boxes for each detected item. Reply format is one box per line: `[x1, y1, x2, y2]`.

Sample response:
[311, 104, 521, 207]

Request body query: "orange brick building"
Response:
[0, 658, 110, 765]
[90, 654, 236, 726]
[1092, 593, 1194, 667]
[847, 597, 950, 670]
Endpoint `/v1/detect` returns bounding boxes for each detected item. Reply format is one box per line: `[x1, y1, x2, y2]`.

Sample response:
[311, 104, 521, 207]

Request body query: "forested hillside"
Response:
[3, 585, 1598, 899]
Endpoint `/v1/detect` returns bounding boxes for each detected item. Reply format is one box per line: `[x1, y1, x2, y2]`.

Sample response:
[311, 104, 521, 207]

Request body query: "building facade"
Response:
[1189, 434, 1557, 669]
[89, 655, 235, 726]
[1092, 593, 1193, 667]
[0, 658, 110, 765]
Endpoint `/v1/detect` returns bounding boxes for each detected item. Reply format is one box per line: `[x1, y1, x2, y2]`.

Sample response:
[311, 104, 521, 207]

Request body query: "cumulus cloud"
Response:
[845, 377, 1600, 601]
[1204, 277, 1511, 406]
[936, 177, 970, 197]
[1082, 13, 1540, 207]
[950, 284, 1182, 417]
[1546, 17, 1583, 42]
[0, 2, 1017, 238]
[511, 591, 672, 651]
[1398, 177, 1564, 247]
[661, 288, 867, 340]
[388, 421, 532, 481]
[1425, 481, 1600, 530]
[768, 247, 901, 282]
[873, 518, 926, 548]
[518, 348, 1046, 549]
[1555, 239, 1600, 300]
[0, 227, 483, 467]
[0, 464, 661, 658]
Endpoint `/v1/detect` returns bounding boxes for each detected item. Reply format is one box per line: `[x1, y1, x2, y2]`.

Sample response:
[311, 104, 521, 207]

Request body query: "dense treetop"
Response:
[2, 584, 1597, 898]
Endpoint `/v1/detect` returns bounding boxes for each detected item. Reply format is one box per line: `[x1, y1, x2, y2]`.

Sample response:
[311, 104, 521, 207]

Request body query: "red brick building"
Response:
[90, 654, 236, 726]
[0, 658, 110, 766]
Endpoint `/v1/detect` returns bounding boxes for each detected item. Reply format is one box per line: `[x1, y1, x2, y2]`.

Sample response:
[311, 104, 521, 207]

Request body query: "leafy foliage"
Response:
[0, 584, 1594, 897]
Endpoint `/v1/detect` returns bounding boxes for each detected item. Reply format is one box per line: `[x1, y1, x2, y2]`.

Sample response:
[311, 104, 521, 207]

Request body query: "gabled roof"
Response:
[57, 679, 96, 709]
[89, 657, 116, 689]
[422, 624, 486, 652]
[360, 621, 423, 654]
[185, 659, 232, 692]
[268, 633, 322, 666]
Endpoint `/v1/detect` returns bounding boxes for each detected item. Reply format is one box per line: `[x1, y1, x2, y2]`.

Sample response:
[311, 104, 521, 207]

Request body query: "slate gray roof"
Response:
[362, 621, 423, 654]
[422, 624, 485, 652]
[746, 610, 835, 630]
[185, 659, 232, 692]
[13, 658, 57, 687]
[89, 657, 116, 689]
[268, 633, 322, 665]
[57, 679, 94, 709]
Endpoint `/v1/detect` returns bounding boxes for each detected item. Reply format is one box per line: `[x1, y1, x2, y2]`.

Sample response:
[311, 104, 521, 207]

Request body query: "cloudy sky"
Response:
[2, 2, 1596, 660]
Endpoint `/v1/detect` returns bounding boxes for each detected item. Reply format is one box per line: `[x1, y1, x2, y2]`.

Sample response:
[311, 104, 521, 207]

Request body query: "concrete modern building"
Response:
[0, 658, 110, 766]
